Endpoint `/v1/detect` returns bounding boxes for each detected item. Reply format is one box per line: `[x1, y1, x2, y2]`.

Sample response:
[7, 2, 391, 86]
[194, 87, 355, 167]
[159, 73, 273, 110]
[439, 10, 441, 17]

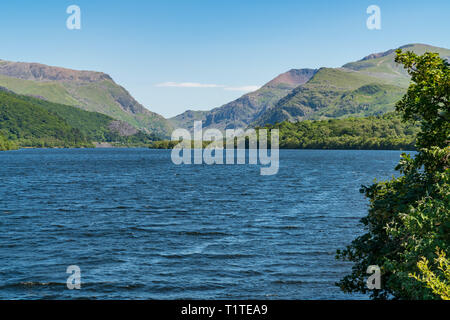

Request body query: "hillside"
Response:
[0, 89, 159, 149]
[170, 69, 317, 131]
[169, 110, 209, 133]
[0, 60, 173, 138]
[260, 113, 419, 150]
[343, 43, 450, 79]
[254, 44, 450, 125]
[0, 90, 91, 148]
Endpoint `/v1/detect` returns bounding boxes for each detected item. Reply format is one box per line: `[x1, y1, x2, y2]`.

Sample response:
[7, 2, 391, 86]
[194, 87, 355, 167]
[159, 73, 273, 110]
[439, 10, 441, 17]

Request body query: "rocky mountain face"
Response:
[169, 69, 317, 131]
[0, 61, 112, 82]
[0, 60, 172, 138]
[107, 120, 139, 137]
[169, 110, 209, 133]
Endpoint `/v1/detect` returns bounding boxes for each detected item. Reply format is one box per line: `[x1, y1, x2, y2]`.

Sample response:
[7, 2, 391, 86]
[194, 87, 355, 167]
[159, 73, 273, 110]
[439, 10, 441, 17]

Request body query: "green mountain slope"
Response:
[0, 89, 159, 149]
[343, 43, 450, 81]
[253, 44, 450, 125]
[0, 60, 173, 138]
[170, 69, 317, 131]
[0, 90, 91, 148]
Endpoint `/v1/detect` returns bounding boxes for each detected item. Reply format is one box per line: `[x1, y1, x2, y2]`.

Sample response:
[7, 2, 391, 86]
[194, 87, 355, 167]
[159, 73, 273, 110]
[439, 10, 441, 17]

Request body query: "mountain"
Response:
[0, 60, 173, 137]
[343, 43, 450, 75]
[252, 68, 406, 125]
[170, 44, 449, 131]
[169, 68, 317, 131]
[253, 44, 450, 126]
[0, 89, 159, 149]
[169, 110, 209, 133]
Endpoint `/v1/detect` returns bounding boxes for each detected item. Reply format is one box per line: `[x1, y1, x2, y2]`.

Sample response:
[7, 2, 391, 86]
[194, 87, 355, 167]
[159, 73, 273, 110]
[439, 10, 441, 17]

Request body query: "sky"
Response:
[0, 0, 449, 118]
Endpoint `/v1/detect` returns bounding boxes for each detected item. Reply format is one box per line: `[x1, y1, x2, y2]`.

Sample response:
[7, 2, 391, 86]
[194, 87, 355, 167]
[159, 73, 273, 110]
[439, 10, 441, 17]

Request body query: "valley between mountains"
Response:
[0, 43, 449, 151]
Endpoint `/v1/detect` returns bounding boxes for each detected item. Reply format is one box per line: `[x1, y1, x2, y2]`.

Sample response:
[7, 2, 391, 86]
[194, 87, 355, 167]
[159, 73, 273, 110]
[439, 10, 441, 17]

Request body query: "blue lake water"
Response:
[0, 148, 408, 299]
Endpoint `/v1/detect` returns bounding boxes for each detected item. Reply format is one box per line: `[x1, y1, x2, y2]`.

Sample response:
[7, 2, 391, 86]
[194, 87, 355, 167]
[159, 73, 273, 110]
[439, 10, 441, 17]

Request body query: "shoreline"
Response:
[2, 146, 416, 152]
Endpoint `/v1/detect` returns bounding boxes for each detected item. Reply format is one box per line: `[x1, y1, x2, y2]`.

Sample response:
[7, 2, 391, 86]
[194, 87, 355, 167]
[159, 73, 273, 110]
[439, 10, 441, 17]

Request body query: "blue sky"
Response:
[0, 0, 449, 117]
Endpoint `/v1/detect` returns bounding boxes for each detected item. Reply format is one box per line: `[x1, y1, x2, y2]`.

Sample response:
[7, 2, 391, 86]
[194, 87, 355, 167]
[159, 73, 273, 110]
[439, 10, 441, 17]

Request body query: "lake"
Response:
[0, 149, 408, 299]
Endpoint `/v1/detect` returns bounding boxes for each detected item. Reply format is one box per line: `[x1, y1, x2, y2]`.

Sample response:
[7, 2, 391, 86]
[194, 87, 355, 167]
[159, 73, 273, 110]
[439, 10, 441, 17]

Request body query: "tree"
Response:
[0, 134, 18, 151]
[336, 50, 450, 299]
[410, 248, 450, 300]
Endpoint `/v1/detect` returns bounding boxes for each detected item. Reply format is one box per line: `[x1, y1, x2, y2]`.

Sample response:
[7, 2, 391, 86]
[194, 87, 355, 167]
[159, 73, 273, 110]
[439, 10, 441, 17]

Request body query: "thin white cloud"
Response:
[156, 82, 224, 88]
[224, 85, 260, 92]
[156, 82, 260, 92]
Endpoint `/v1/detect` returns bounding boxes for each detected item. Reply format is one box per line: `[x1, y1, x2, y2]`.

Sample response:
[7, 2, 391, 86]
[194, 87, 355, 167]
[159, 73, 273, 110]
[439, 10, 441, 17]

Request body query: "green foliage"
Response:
[0, 90, 159, 149]
[105, 130, 159, 147]
[17, 94, 114, 141]
[20, 93, 160, 146]
[0, 134, 18, 151]
[0, 91, 92, 148]
[149, 140, 181, 149]
[261, 113, 419, 150]
[336, 50, 450, 300]
[395, 51, 450, 149]
[152, 114, 419, 150]
[410, 248, 450, 300]
[149, 140, 213, 149]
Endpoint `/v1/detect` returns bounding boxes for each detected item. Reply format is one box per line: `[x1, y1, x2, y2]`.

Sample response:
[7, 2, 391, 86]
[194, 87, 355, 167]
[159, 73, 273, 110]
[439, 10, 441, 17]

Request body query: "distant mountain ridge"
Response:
[0, 59, 173, 137]
[0, 60, 112, 82]
[171, 44, 450, 131]
[170, 68, 317, 131]
[255, 44, 450, 125]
